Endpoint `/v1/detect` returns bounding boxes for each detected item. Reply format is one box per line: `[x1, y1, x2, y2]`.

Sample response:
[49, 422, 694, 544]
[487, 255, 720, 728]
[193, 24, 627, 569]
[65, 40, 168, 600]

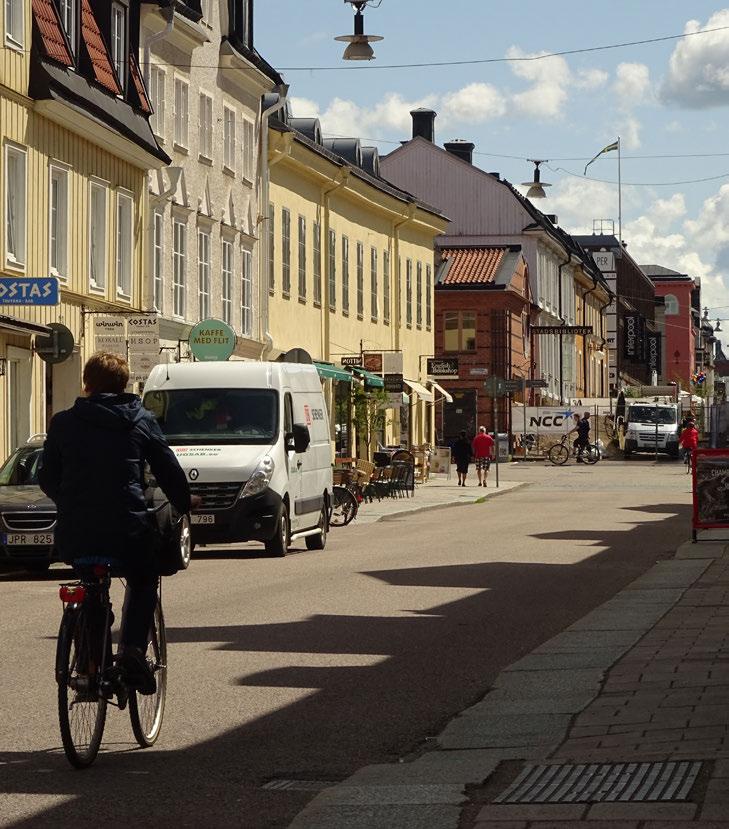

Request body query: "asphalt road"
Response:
[0, 458, 692, 828]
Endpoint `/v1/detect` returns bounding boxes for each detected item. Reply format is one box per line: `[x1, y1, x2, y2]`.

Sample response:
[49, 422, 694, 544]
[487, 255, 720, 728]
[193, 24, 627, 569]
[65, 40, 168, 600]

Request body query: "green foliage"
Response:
[352, 386, 389, 459]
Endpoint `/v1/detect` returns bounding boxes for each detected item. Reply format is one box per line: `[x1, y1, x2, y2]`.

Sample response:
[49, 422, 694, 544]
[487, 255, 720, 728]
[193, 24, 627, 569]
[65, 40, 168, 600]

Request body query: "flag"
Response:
[584, 140, 619, 176]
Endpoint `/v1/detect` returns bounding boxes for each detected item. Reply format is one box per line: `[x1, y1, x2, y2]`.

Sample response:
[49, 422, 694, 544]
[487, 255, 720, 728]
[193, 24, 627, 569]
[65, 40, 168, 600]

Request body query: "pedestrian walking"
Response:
[451, 430, 472, 487]
[472, 426, 495, 487]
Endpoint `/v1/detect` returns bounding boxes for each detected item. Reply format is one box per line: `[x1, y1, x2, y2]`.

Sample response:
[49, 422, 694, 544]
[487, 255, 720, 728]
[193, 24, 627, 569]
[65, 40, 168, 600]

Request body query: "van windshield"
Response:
[627, 406, 676, 425]
[143, 388, 278, 445]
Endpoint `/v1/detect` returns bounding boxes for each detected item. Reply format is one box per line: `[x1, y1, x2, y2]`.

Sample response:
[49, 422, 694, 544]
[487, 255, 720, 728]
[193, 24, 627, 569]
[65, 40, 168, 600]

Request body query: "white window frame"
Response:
[664, 293, 679, 315]
[115, 191, 133, 298]
[173, 77, 189, 149]
[4, 144, 26, 269]
[59, 0, 77, 53]
[221, 238, 233, 324]
[242, 118, 255, 182]
[111, 2, 127, 91]
[370, 247, 378, 322]
[5, 0, 24, 48]
[197, 227, 211, 320]
[383, 250, 390, 325]
[172, 216, 186, 318]
[88, 181, 107, 291]
[49, 164, 69, 280]
[241, 247, 253, 337]
[149, 65, 166, 140]
[223, 106, 236, 172]
[297, 214, 306, 301]
[153, 210, 164, 313]
[198, 92, 213, 161]
[313, 221, 321, 306]
[281, 207, 291, 296]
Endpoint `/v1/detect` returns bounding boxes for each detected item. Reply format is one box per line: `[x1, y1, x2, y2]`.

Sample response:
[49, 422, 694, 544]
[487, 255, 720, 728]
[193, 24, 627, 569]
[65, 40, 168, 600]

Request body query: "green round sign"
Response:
[188, 318, 236, 362]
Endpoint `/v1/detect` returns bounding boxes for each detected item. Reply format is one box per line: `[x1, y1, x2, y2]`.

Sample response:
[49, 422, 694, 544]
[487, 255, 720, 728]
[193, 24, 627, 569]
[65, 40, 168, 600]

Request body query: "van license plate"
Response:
[3, 533, 54, 546]
[191, 514, 215, 525]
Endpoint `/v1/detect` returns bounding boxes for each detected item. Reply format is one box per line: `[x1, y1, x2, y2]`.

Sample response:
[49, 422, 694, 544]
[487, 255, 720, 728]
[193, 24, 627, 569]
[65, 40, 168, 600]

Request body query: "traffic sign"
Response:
[35, 323, 74, 364]
[504, 378, 525, 394]
[526, 379, 549, 389]
[483, 376, 505, 397]
[0, 277, 59, 306]
[469, 367, 489, 376]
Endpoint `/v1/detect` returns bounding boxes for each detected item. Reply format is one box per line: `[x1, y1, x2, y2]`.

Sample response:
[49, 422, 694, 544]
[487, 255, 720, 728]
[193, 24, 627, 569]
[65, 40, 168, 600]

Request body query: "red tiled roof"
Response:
[32, 0, 73, 67]
[81, 0, 121, 96]
[130, 53, 151, 114]
[440, 247, 506, 285]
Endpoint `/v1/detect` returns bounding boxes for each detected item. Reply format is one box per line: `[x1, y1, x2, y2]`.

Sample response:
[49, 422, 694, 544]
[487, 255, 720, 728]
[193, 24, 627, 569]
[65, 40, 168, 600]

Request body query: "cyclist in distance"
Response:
[574, 412, 592, 463]
[679, 418, 699, 464]
[39, 352, 195, 693]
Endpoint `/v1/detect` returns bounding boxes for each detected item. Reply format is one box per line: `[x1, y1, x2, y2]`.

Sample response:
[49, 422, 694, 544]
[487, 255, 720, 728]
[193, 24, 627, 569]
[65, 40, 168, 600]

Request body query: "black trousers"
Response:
[120, 567, 159, 651]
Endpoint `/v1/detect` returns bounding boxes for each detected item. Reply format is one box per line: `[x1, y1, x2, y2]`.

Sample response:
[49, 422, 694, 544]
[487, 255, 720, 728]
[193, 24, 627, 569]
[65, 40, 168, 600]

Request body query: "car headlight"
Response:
[241, 456, 274, 498]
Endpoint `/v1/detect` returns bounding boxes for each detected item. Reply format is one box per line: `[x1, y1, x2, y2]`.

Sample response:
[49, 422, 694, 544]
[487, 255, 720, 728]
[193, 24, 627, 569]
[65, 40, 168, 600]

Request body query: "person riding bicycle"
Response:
[573, 412, 592, 462]
[39, 353, 196, 694]
[679, 419, 699, 463]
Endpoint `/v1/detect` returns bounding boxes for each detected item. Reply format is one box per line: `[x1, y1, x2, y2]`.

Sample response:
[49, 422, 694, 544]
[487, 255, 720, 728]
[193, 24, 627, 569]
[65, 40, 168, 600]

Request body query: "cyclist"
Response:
[39, 352, 196, 694]
[574, 412, 592, 462]
[679, 419, 699, 467]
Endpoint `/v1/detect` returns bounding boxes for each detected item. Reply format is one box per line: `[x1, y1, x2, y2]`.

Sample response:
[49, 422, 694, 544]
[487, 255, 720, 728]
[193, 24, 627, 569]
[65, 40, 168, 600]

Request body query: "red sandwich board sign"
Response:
[692, 448, 729, 541]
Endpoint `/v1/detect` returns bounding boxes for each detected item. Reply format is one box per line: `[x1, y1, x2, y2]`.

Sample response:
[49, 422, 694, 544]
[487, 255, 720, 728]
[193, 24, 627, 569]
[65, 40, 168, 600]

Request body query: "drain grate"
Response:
[495, 761, 702, 804]
[261, 779, 335, 792]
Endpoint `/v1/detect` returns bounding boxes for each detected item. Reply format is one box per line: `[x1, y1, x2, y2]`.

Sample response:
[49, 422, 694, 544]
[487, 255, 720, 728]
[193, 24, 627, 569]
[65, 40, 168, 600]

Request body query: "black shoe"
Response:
[118, 647, 157, 695]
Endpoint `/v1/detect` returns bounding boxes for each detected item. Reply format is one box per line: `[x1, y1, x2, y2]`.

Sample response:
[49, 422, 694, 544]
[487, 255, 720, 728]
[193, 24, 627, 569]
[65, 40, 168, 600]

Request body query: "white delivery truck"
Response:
[623, 398, 680, 459]
[142, 361, 333, 556]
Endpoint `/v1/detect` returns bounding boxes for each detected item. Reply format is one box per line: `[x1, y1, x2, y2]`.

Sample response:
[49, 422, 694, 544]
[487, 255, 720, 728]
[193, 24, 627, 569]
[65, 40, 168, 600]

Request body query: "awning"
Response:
[404, 379, 434, 402]
[0, 314, 51, 336]
[429, 381, 453, 403]
[314, 362, 353, 382]
[352, 367, 385, 388]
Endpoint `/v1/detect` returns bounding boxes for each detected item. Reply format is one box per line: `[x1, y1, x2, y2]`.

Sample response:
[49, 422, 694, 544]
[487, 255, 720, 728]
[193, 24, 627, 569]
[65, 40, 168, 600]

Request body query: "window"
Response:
[221, 239, 233, 324]
[115, 193, 132, 297]
[342, 236, 349, 315]
[5, 145, 26, 268]
[443, 311, 476, 352]
[153, 211, 164, 312]
[111, 2, 127, 91]
[172, 217, 186, 317]
[149, 66, 166, 139]
[356, 242, 364, 318]
[664, 293, 679, 315]
[223, 106, 236, 171]
[416, 261, 422, 328]
[328, 229, 336, 310]
[268, 203, 274, 293]
[200, 0, 210, 22]
[230, 0, 251, 48]
[370, 247, 378, 321]
[426, 264, 432, 329]
[297, 215, 306, 301]
[313, 221, 322, 305]
[197, 228, 211, 318]
[383, 251, 390, 325]
[174, 79, 189, 148]
[406, 259, 413, 326]
[5, 0, 23, 46]
[88, 182, 106, 289]
[198, 93, 213, 160]
[49, 165, 68, 279]
[281, 207, 291, 296]
[242, 119, 255, 181]
[241, 248, 252, 336]
[59, 0, 77, 53]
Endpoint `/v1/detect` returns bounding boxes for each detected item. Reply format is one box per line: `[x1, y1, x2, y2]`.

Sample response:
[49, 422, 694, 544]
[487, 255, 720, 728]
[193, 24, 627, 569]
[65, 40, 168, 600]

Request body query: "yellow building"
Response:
[266, 113, 448, 453]
[0, 0, 168, 455]
[574, 265, 611, 399]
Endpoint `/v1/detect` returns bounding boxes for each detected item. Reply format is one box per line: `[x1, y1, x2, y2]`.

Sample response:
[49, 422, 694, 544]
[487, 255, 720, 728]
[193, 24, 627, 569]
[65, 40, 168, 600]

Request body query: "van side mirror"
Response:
[288, 423, 311, 454]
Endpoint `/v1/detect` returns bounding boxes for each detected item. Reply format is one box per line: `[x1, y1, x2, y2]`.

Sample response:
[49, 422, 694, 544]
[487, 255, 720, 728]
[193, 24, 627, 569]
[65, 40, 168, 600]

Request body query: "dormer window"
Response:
[230, 0, 252, 49]
[58, 0, 77, 54]
[111, 2, 128, 91]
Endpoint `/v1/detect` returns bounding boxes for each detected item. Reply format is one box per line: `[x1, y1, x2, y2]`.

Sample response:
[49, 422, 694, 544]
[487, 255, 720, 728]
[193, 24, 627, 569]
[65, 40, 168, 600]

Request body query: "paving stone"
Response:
[471, 822, 527, 829]
[492, 669, 604, 695]
[587, 801, 697, 820]
[504, 651, 624, 672]
[475, 804, 587, 821]
[464, 691, 596, 715]
[346, 752, 499, 786]
[288, 803, 462, 829]
[313, 783, 465, 806]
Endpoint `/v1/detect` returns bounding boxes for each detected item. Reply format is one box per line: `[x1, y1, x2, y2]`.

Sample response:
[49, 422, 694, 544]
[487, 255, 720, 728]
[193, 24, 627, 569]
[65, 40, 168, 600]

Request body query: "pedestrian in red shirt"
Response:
[471, 426, 495, 487]
[679, 420, 699, 464]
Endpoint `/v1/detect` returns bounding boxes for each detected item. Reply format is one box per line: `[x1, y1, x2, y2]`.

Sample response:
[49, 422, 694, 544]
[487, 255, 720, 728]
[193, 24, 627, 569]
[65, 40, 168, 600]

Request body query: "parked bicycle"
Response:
[331, 481, 361, 526]
[56, 565, 166, 768]
[548, 434, 600, 466]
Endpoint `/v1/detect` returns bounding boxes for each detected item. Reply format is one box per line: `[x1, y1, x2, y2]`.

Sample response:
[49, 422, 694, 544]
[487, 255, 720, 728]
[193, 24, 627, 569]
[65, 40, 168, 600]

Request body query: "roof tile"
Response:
[440, 247, 506, 285]
[32, 0, 73, 67]
[81, 0, 121, 96]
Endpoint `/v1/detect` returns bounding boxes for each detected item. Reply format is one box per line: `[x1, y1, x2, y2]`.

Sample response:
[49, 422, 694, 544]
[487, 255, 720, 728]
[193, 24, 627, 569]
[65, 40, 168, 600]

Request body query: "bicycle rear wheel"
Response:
[548, 443, 569, 466]
[330, 486, 357, 526]
[57, 606, 107, 769]
[129, 600, 167, 747]
[583, 445, 600, 465]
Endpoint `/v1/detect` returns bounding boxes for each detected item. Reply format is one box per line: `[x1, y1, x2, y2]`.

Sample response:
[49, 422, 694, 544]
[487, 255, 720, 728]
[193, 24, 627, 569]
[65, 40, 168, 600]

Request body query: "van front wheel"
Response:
[265, 504, 289, 557]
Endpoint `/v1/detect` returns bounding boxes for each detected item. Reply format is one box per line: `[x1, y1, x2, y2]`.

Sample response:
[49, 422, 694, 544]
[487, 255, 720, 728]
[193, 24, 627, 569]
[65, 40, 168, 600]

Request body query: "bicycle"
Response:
[548, 434, 600, 466]
[331, 483, 360, 526]
[684, 448, 693, 475]
[56, 565, 166, 768]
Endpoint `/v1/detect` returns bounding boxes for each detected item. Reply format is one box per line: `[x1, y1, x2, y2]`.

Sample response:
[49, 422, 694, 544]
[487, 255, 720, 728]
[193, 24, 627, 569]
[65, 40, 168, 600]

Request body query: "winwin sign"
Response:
[511, 406, 576, 434]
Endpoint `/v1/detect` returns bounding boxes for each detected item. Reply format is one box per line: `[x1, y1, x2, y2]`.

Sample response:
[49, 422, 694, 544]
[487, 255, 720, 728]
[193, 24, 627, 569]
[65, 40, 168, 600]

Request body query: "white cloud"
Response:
[652, 193, 687, 224]
[507, 48, 571, 118]
[616, 115, 642, 150]
[662, 9, 729, 108]
[613, 62, 652, 105]
[440, 83, 508, 123]
[576, 68, 609, 90]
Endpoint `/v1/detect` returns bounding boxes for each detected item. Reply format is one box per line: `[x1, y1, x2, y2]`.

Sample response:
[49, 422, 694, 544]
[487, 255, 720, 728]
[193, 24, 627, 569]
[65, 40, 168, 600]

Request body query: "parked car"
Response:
[0, 435, 57, 572]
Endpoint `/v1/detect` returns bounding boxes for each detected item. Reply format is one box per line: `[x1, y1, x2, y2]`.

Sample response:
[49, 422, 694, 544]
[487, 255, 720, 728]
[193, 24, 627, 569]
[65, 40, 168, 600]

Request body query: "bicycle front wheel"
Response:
[548, 443, 569, 466]
[57, 606, 107, 769]
[330, 486, 357, 526]
[129, 600, 167, 747]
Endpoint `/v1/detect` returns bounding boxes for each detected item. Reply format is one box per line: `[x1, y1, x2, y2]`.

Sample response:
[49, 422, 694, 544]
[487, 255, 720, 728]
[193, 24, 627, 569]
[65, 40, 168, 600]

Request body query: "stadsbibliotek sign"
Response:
[531, 325, 593, 336]
[189, 318, 236, 362]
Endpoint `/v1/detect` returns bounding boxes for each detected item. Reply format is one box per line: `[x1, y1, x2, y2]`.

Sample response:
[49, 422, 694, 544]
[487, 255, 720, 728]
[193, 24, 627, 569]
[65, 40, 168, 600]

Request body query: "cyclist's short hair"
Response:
[83, 352, 129, 395]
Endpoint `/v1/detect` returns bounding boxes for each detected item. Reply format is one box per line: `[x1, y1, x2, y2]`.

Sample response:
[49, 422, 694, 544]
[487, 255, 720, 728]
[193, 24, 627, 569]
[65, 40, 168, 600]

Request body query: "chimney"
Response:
[410, 108, 436, 142]
[444, 139, 475, 164]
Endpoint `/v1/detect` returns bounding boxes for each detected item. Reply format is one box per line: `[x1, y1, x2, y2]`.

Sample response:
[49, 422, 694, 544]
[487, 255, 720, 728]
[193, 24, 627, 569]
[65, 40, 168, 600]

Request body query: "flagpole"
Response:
[617, 136, 622, 247]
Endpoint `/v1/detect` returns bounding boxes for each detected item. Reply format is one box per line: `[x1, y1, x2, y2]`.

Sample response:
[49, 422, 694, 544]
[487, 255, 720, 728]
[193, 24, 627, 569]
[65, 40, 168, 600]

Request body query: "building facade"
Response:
[140, 0, 280, 358]
[0, 0, 167, 455]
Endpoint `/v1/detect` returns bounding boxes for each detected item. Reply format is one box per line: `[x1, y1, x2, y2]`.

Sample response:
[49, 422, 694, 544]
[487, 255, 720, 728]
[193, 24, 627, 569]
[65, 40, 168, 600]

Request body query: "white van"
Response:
[623, 399, 680, 458]
[142, 361, 333, 556]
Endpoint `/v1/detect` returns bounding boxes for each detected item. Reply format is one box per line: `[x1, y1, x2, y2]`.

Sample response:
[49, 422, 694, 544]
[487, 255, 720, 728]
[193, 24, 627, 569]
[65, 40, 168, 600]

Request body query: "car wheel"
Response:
[177, 514, 193, 570]
[265, 503, 289, 557]
[306, 502, 328, 551]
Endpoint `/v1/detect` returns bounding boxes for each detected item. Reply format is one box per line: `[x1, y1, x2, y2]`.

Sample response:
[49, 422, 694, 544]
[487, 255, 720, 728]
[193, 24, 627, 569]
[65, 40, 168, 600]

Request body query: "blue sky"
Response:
[257, 2, 729, 319]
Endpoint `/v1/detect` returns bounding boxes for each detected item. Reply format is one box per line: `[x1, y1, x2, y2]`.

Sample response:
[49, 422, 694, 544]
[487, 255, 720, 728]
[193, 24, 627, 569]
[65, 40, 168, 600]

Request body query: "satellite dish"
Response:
[35, 323, 75, 364]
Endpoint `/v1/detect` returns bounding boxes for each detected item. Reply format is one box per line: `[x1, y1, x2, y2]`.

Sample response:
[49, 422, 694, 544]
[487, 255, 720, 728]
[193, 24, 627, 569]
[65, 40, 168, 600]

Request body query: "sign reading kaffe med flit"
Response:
[189, 318, 236, 362]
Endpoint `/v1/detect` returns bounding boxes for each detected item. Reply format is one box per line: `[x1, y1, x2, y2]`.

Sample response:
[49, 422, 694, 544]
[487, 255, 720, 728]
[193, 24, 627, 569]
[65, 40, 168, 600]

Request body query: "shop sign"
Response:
[511, 406, 575, 434]
[340, 355, 362, 367]
[189, 318, 236, 362]
[647, 333, 661, 374]
[363, 352, 383, 373]
[94, 317, 126, 352]
[624, 315, 639, 359]
[427, 357, 459, 379]
[693, 449, 729, 533]
[384, 373, 404, 393]
[383, 352, 403, 374]
[531, 325, 593, 336]
[592, 252, 615, 273]
[0, 276, 59, 306]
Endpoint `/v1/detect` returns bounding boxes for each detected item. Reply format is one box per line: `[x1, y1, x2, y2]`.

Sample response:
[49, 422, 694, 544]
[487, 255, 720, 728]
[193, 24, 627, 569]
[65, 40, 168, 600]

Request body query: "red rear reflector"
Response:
[59, 585, 85, 603]
[92, 565, 109, 577]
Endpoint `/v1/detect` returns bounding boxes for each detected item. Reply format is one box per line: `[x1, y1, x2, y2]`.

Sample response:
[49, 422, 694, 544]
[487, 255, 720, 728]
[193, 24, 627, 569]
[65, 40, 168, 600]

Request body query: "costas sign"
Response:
[189, 318, 236, 362]
[0, 277, 59, 305]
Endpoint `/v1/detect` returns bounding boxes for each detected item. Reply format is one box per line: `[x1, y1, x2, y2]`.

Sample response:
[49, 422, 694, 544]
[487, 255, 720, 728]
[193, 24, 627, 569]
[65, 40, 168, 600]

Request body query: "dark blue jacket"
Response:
[39, 394, 191, 565]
